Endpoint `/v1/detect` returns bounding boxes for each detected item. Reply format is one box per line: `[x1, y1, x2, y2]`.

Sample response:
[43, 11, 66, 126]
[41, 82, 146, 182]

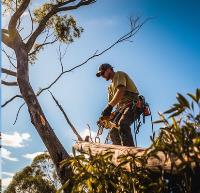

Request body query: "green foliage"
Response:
[4, 153, 59, 193]
[2, 1, 84, 63]
[59, 89, 200, 193]
[33, 3, 83, 43]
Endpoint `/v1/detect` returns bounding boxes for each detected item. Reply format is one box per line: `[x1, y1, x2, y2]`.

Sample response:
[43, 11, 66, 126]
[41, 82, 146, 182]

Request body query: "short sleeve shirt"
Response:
[108, 71, 139, 107]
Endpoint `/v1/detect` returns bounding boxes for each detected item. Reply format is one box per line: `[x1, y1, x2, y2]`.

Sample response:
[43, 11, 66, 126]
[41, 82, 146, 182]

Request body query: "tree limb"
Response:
[37, 17, 151, 95]
[1, 95, 23, 108]
[26, 0, 95, 52]
[56, 0, 96, 12]
[8, 0, 31, 35]
[1, 80, 18, 86]
[13, 103, 25, 125]
[1, 67, 17, 76]
[49, 90, 83, 141]
[29, 38, 58, 56]
[2, 49, 17, 68]
[2, 31, 13, 48]
[23, 8, 34, 41]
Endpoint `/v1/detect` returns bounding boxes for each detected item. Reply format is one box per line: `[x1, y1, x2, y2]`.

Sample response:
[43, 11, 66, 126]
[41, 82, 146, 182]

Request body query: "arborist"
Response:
[96, 63, 142, 147]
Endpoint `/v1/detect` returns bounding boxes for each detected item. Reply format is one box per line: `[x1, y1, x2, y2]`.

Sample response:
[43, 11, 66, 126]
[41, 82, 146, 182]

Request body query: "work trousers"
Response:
[110, 105, 140, 147]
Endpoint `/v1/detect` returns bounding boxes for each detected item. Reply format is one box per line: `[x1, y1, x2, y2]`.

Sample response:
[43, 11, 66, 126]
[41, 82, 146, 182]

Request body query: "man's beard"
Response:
[106, 73, 111, 81]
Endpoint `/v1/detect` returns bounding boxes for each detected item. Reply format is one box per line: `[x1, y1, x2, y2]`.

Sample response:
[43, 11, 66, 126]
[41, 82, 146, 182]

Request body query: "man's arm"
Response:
[109, 85, 125, 107]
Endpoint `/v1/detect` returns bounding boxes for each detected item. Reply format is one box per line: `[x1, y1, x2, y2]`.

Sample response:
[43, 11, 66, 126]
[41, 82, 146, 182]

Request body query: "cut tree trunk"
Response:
[73, 141, 198, 173]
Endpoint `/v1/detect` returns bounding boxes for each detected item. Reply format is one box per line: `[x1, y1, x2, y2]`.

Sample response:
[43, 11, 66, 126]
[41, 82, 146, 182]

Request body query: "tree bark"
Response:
[73, 141, 199, 173]
[13, 32, 72, 192]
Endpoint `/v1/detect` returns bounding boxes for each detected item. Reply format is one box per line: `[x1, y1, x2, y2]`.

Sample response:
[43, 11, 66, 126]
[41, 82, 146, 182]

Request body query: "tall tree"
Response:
[2, 0, 149, 191]
[2, 1, 96, 190]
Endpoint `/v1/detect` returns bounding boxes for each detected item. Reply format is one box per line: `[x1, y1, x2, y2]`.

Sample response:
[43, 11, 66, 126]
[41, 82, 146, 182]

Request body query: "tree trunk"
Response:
[13, 33, 72, 192]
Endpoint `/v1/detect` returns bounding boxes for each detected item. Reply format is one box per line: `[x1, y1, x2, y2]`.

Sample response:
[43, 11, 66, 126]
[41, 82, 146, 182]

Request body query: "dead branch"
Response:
[2, 48, 17, 68]
[13, 103, 25, 125]
[49, 90, 83, 141]
[37, 17, 151, 95]
[29, 38, 58, 57]
[23, 8, 34, 41]
[1, 95, 23, 108]
[57, 44, 69, 72]
[1, 80, 18, 86]
[1, 67, 17, 76]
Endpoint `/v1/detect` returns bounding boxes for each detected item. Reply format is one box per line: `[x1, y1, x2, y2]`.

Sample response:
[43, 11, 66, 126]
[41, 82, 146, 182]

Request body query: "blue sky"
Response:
[1, 0, 200, 189]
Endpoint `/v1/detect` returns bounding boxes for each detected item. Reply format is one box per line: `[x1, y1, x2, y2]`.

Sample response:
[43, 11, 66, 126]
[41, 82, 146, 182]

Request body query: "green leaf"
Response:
[56, 180, 70, 193]
[164, 106, 178, 114]
[196, 88, 200, 102]
[153, 119, 166, 124]
[169, 109, 184, 118]
[187, 93, 197, 103]
[176, 93, 190, 109]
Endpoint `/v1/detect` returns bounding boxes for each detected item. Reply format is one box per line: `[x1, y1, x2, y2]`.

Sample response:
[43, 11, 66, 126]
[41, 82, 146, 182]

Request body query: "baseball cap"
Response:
[96, 63, 112, 77]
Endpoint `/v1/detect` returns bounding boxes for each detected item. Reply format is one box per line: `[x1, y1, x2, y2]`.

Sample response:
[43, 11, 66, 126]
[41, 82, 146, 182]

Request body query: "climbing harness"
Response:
[95, 95, 154, 145]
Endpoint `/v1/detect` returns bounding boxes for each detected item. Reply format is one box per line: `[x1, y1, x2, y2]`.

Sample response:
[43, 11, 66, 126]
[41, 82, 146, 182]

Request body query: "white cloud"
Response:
[2, 177, 13, 189]
[2, 172, 14, 177]
[2, 132, 31, 148]
[80, 128, 96, 140]
[23, 151, 45, 160]
[1, 147, 18, 162]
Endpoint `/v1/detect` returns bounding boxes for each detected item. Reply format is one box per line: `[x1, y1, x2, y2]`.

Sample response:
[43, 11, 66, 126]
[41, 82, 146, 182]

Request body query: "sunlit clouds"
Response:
[2, 132, 31, 148]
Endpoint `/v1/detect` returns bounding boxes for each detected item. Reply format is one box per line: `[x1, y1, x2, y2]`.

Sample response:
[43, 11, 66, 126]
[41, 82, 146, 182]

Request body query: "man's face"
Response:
[101, 68, 112, 81]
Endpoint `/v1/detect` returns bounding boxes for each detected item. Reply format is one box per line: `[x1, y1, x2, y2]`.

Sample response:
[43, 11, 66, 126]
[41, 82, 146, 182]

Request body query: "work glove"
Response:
[101, 104, 113, 117]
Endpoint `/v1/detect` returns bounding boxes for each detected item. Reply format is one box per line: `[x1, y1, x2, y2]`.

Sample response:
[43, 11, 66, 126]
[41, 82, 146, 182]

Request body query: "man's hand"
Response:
[101, 104, 113, 117]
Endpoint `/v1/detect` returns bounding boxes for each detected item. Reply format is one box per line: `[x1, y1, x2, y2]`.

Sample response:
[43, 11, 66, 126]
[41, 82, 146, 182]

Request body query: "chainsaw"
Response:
[97, 112, 119, 130]
[95, 112, 118, 143]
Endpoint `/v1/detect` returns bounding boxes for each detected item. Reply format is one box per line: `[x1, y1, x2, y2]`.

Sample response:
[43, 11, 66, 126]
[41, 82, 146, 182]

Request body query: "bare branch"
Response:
[13, 103, 25, 125]
[29, 38, 58, 56]
[1, 80, 18, 86]
[37, 17, 151, 95]
[26, 0, 95, 52]
[23, 8, 34, 41]
[57, 44, 69, 72]
[57, 0, 96, 12]
[2, 49, 17, 68]
[8, 0, 31, 34]
[1, 95, 23, 108]
[49, 90, 83, 141]
[1, 67, 17, 76]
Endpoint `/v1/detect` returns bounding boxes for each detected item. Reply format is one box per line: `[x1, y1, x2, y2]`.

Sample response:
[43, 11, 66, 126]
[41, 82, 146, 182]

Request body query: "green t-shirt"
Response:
[108, 71, 139, 107]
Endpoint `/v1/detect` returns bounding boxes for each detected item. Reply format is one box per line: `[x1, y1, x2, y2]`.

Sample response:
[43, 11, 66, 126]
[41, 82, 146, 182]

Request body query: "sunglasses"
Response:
[100, 68, 108, 76]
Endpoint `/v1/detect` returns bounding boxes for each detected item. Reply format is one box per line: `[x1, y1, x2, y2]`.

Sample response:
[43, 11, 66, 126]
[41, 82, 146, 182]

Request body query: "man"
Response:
[96, 63, 141, 147]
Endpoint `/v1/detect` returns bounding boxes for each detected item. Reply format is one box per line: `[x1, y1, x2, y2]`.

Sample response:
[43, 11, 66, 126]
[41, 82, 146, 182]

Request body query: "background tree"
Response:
[1, 0, 149, 191]
[4, 153, 60, 193]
